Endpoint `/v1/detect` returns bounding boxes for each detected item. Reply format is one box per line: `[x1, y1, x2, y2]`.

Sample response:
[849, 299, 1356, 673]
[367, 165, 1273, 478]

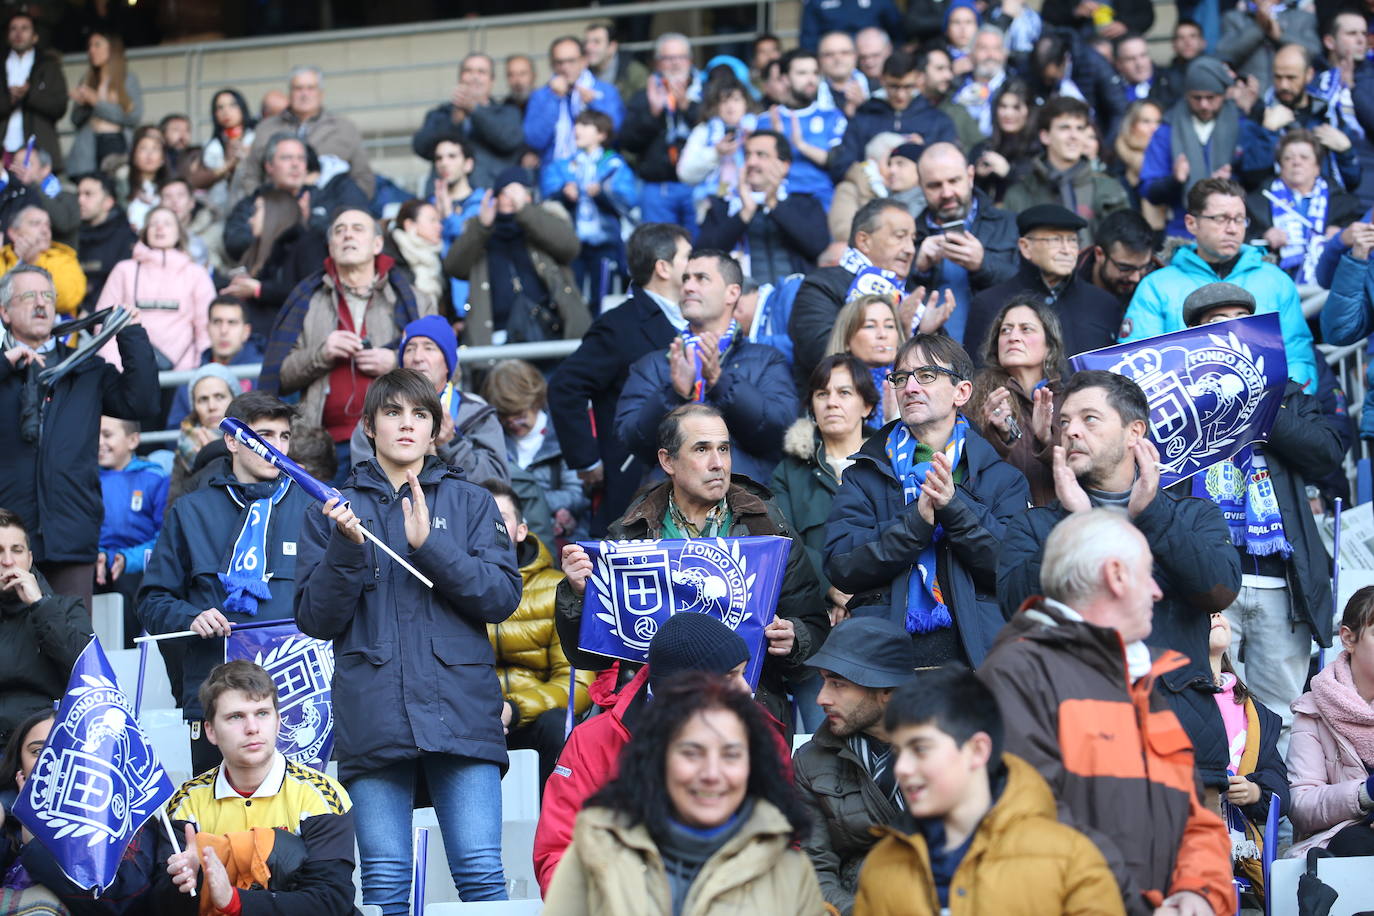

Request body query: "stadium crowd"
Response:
[3, 0, 1374, 912]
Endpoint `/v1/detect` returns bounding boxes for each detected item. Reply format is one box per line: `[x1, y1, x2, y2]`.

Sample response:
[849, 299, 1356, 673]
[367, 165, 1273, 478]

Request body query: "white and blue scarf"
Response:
[817, 69, 870, 112]
[553, 70, 599, 161]
[218, 476, 292, 615]
[840, 247, 905, 304]
[868, 365, 893, 429]
[886, 417, 968, 634]
[680, 320, 739, 402]
[696, 113, 758, 207]
[1264, 176, 1328, 286]
[725, 180, 789, 275]
[570, 148, 611, 245]
[1314, 67, 1364, 141]
[1192, 448, 1292, 558]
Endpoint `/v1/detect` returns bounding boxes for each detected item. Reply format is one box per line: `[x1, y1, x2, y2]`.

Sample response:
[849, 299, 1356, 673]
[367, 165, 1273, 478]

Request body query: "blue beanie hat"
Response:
[647, 613, 750, 692]
[400, 315, 458, 381]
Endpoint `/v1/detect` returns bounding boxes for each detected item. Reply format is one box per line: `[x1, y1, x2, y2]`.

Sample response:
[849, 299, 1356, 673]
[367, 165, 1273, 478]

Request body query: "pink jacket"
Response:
[1285, 653, 1374, 857]
[97, 243, 213, 372]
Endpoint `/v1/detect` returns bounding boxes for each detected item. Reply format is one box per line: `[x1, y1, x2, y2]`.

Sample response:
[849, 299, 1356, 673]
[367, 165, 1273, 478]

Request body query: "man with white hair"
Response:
[621, 32, 701, 231]
[980, 508, 1233, 916]
[854, 27, 891, 85]
[950, 25, 1010, 134]
[817, 31, 869, 116]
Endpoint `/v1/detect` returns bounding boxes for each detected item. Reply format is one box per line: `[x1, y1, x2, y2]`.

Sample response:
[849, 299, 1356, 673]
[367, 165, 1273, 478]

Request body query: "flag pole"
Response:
[356, 524, 435, 588]
[158, 809, 197, 898]
[134, 618, 301, 644]
[134, 637, 149, 719]
[1325, 497, 1344, 671]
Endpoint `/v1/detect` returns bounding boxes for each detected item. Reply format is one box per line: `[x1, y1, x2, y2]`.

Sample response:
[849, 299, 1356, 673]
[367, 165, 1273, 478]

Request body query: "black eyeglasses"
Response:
[887, 365, 965, 388]
[1103, 254, 1153, 277]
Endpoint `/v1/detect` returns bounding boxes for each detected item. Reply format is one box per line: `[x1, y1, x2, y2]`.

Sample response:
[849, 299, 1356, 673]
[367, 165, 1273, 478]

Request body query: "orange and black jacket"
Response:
[979, 598, 1233, 916]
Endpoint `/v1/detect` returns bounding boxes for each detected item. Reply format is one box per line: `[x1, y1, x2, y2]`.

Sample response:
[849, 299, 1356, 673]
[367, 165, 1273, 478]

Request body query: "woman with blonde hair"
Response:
[1111, 100, 1167, 230]
[68, 31, 143, 175]
[827, 293, 908, 428]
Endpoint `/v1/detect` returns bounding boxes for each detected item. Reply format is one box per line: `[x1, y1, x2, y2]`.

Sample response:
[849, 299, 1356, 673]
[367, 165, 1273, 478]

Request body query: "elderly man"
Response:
[258, 208, 435, 473]
[236, 66, 374, 201]
[411, 52, 523, 190]
[621, 33, 701, 232]
[824, 333, 1030, 667]
[950, 25, 1011, 135]
[854, 27, 891, 85]
[817, 31, 869, 117]
[9, 148, 78, 248]
[0, 204, 83, 315]
[983, 508, 1233, 916]
[615, 249, 798, 488]
[0, 264, 157, 605]
[523, 35, 624, 172]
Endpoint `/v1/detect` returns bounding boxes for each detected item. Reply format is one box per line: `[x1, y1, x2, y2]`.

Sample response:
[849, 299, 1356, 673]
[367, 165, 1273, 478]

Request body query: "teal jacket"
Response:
[1121, 244, 1317, 392]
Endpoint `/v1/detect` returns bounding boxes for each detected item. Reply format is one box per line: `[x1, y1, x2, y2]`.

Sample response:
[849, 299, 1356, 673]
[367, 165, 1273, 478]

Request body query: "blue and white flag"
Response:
[219, 417, 343, 507]
[1070, 312, 1288, 487]
[12, 638, 175, 894]
[577, 536, 791, 689]
[225, 621, 335, 771]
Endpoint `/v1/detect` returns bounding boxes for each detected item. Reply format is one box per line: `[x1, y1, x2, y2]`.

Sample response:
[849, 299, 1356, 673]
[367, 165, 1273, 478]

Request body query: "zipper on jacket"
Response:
[363, 517, 381, 589]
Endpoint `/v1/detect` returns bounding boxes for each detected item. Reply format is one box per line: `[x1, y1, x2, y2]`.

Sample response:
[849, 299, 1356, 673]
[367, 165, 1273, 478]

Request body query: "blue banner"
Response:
[219, 417, 344, 506]
[225, 621, 335, 770]
[12, 638, 175, 894]
[577, 535, 791, 689]
[1069, 312, 1288, 487]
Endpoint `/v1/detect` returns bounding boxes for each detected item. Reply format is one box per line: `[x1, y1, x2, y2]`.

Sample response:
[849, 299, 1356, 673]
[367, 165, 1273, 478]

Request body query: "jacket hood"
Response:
[322, 253, 397, 290]
[131, 242, 194, 270]
[119, 457, 164, 474]
[349, 454, 462, 494]
[1170, 243, 1265, 280]
[520, 534, 554, 578]
[782, 417, 818, 461]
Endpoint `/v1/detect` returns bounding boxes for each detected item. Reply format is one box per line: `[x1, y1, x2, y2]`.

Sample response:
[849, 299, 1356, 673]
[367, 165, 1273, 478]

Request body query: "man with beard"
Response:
[1111, 33, 1179, 109]
[830, 50, 956, 187]
[759, 48, 848, 208]
[1076, 209, 1158, 310]
[950, 25, 1011, 136]
[917, 45, 982, 153]
[910, 142, 1019, 344]
[794, 617, 916, 916]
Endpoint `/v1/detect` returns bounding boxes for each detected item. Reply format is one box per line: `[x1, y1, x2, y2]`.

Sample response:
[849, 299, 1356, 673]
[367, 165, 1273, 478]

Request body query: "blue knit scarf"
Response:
[218, 476, 292, 615]
[680, 320, 738, 402]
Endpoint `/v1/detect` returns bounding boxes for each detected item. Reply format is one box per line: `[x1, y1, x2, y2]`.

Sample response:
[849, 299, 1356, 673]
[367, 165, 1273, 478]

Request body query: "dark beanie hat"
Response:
[1185, 56, 1230, 95]
[647, 613, 750, 691]
[890, 142, 924, 164]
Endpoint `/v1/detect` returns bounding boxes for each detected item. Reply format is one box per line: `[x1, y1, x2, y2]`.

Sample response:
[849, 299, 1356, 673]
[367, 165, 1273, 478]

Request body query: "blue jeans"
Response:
[347, 754, 506, 913]
[640, 181, 697, 236]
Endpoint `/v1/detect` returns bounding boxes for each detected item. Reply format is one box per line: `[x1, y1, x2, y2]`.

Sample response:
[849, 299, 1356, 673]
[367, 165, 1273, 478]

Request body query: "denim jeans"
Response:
[347, 753, 506, 913]
[640, 181, 697, 236]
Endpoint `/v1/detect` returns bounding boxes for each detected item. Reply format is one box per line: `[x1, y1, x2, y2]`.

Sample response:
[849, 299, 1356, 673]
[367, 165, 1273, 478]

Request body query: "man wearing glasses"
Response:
[829, 49, 957, 183]
[823, 332, 1030, 668]
[0, 263, 157, 606]
[964, 203, 1124, 366]
[1078, 209, 1158, 309]
[1123, 177, 1318, 392]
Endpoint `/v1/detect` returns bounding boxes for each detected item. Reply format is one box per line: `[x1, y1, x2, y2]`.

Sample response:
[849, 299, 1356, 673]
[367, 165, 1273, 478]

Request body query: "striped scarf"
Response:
[680, 320, 738, 402]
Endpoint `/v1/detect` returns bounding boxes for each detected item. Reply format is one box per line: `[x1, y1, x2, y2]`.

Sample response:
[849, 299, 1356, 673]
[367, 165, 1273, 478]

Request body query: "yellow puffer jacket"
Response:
[0, 242, 88, 316]
[487, 536, 592, 727]
[854, 753, 1126, 916]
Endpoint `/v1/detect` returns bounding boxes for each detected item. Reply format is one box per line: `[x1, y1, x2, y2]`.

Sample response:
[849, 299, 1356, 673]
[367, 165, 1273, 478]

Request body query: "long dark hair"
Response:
[988, 78, 1039, 162]
[209, 88, 257, 147]
[978, 293, 1068, 381]
[1, 708, 55, 794]
[583, 673, 810, 844]
[241, 188, 303, 276]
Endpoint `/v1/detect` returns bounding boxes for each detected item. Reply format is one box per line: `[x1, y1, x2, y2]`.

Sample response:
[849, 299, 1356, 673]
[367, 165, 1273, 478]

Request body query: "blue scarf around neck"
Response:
[680, 320, 739, 402]
[1191, 448, 1291, 558]
[218, 476, 292, 615]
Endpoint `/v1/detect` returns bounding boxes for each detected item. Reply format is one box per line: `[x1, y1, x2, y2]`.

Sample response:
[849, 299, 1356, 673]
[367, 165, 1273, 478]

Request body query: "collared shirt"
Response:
[167, 750, 352, 837]
[643, 286, 688, 332]
[4, 48, 35, 152]
[663, 492, 731, 538]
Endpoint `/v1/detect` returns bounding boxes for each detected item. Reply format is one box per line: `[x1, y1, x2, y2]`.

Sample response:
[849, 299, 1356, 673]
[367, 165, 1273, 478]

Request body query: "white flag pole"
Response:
[158, 808, 196, 898]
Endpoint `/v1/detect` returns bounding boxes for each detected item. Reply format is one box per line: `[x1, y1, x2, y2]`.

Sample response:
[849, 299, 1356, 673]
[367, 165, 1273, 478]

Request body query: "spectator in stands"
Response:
[1182, 284, 1342, 742]
[585, 21, 648, 104]
[482, 358, 584, 545]
[1124, 178, 1319, 393]
[696, 129, 827, 288]
[854, 27, 890, 86]
[8, 148, 77, 250]
[158, 177, 212, 269]
[948, 25, 1010, 137]
[943, 2, 979, 77]
[831, 50, 956, 190]
[76, 171, 134, 310]
[170, 363, 236, 495]
[1163, 17, 1208, 87]
[189, 88, 256, 217]
[223, 133, 369, 265]
[1108, 99, 1167, 226]
[166, 295, 258, 429]
[1025, 32, 1124, 134]
[824, 333, 1030, 668]
[425, 135, 485, 316]
[481, 478, 590, 785]
[524, 36, 624, 174]
[829, 135, 922, 247]
[443, 166, 590, 348]
[158, 661, 358, 914]
[298, 368, 520, 911]
[816, 31, 868, 117]
[1076, 208, 1157, 307]
[791, 617, 914, 915]
[759, 57, 788, 108]
[96, 414, 166, 603]
[261, 207, 434, 473]
[917, 45, 983, 154]
[1110, 33, 1178, 110]
[758, 49, 846, 209]
[996, 371, 1241, 799]
[543, 671, 822, 913]
[966, 294, 1066, 507]
[543, 109, 636, 312]
[237, 66, 374, 201]
[138, 391, 309, 772]
[1003, 97, 1129, 246]
[1315, 13, 1373, 206]
[66, 31, 141, 177]
[1286, 586, 1374, 859]
[0, 13, 66, 175]
[982, 508, 1234, 916]
[348, 315, 507, 486]
[616, 250, 798, 487]
[965, 204, 1123, 362]
[801, 0, 902, 51]
[855, 665, 1125, 916]
[158, 113, 193, 180]
[825, 293, 906, 429]
[114, 124, 167, 230]
[504, 54, 537, 113]
[677, 75, 757, 223]
[547, 223, 690, 535]
[1043, 0, 1151, 39]
[223, 186, 323, 332]
[0, 508, 89, 745]
[911, 142, 1020, 344]
[96, 206, 213, 376]
[1218, 0, 1319, 95]
[620, 33, 700, 233]
[0, 204, 83, 315]
[412, 52, 522, 191]
[382, 198, 449, 318]
[969, 79, 1039, 204]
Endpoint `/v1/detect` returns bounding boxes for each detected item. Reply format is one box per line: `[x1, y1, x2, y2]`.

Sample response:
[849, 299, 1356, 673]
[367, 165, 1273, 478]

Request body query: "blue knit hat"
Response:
[647, 613, 750, 692]
[400, 315, 458, 381]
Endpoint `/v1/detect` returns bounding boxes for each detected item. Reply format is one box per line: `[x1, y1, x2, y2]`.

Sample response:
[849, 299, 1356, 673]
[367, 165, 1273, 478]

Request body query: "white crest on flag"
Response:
[254, 635, 335, 766]
[24, 673, 168, 848]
